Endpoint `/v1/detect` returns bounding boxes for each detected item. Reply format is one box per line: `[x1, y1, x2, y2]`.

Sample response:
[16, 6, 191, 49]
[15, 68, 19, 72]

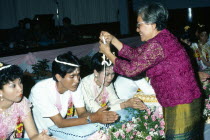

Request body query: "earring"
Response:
[95, 75, 98, 78]
[0, 94, 3, 101]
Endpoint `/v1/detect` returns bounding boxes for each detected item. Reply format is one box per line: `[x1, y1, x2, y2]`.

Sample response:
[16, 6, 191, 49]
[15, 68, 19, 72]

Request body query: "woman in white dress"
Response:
[75, 52, 147, 121]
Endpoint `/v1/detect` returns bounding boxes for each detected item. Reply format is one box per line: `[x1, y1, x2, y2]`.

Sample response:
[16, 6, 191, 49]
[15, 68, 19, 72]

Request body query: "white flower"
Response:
[136, 131, 143, 138]
[132, 117, 138, 123]
[119, 129, 124, 135]
[149, 131, 155, 136]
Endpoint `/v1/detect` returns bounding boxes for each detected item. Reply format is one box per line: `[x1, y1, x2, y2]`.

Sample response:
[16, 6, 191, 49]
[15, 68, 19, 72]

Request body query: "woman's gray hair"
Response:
[138, 2, 168, 31]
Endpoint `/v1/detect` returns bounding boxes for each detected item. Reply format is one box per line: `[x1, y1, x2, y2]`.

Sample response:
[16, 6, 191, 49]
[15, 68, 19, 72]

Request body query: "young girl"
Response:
[0, 63, 54, 140]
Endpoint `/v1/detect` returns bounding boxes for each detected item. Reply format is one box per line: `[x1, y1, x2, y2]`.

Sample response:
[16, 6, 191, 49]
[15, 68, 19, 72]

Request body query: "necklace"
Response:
[0, 105, 9, 116]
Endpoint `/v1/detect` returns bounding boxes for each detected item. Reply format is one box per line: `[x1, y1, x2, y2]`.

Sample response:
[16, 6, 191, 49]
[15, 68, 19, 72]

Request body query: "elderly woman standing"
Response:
[99, 2, 203, 139]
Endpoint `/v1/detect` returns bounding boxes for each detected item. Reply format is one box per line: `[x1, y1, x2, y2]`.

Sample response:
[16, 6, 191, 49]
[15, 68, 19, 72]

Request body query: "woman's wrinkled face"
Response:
[0, 78, 23, 103]
[95, 66, 115, 87]
[199, 31, 209, 45]
[136, 16, 156, 42]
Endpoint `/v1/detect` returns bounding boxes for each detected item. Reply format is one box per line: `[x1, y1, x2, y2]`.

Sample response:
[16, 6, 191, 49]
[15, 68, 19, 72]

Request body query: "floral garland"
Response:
[94, 86, 109, 107]
[66, 95, 75, 118]
[97, 91, 109, 107]
[15, 116, 24, 138]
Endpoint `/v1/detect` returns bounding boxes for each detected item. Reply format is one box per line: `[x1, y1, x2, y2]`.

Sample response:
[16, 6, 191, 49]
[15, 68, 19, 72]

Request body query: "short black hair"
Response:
[0, 64, 23, 89]
[52, 51, 80, 82]
[138, 2, 168, 31]
[197, 26, 209, 35]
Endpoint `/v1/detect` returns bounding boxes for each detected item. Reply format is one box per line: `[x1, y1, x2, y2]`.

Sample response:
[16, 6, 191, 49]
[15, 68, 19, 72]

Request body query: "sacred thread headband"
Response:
[0, 63, 11, 71]
[101, 52, 115, 66]
[55, 57, 80, 67]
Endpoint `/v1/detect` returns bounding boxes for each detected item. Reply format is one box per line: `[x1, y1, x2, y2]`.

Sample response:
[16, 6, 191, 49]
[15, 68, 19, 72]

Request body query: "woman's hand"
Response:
[31, 130, 56, 140]
[125, 97, 147, 110]
[99, 31, 123, 51]
[99, 41, 111, 54]
[99, 31, 114, 44]
[93, 106, 119, 124]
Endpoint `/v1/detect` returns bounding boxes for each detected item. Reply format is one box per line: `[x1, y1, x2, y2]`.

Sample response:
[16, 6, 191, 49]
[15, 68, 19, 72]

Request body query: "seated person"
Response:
[191, 26, 210, 70]
[114, 75, 155, 99]
[114, 76, 161, 109]
[179, 25, 210, 82]
[74, 52, 147, 118]
[0, 63, 53, 140]
[27, 51, 118, 140]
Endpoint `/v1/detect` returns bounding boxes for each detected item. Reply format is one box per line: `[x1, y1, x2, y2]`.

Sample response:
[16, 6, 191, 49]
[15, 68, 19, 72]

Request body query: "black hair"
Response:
[52, 51, 80, 82]
[91, 52, 113, 73]
[197, 26, 209, 35]
[138, 2, 168, 31]
[0, 64, 23, 89]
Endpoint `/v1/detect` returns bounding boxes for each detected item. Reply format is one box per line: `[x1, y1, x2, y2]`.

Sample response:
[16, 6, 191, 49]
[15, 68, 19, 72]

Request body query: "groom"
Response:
[27, 51, 118, 139]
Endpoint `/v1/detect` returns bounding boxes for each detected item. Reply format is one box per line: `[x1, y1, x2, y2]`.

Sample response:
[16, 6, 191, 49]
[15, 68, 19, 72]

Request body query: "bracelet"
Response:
[86, 116, 92, 124]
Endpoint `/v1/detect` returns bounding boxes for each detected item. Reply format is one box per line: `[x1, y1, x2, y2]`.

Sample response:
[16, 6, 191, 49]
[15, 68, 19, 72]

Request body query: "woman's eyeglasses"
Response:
[136, 21, 145, 28]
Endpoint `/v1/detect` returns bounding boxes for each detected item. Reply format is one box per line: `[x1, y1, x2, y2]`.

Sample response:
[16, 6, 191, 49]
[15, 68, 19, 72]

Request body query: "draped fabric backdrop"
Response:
[0, 0, 119, 29]
[0, 36, 141, 73]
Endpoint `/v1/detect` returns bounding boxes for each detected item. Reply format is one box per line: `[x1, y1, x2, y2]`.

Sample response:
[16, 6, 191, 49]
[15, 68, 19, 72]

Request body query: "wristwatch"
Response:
[86, 116, 92, 124]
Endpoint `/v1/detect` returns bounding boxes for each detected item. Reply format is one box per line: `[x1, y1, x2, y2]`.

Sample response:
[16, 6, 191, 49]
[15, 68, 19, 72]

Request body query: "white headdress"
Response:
[54, 57, 80, 67]
[0, 63, 11, 71]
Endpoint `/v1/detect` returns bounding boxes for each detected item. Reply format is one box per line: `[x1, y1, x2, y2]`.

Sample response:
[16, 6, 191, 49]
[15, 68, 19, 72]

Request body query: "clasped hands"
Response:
[95, 106, 118, 124]
[126, 97, 147, 110]
[99, 31, 114, 54]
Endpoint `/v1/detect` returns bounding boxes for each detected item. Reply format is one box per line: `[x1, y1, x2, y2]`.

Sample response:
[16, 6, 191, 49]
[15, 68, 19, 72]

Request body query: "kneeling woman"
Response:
[76, 52, 147, 121]
[0, 63, 54, 140]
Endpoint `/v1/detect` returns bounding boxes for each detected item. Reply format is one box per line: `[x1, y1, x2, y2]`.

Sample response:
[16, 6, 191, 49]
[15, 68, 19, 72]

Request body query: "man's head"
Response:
[52, 51, 81, 91]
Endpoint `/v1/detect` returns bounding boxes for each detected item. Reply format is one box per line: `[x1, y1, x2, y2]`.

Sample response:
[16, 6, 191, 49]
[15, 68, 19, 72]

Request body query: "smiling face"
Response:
[0, 78, 23, 104]
[56, 68, 80, 93]
[136, 16, 158, 42]
[94, 66, 115, 87]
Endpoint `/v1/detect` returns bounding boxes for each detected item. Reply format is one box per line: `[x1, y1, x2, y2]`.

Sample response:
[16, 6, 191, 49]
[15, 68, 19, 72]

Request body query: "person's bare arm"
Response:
[50, 106, 119, 128]
[23, 111, 55, 140]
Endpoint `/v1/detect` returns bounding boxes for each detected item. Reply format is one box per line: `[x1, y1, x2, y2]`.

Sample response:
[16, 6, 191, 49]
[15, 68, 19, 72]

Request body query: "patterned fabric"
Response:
[164, 98, 202, 140]
[0, 97, 31, 139]
[49, 122, 103, 140]
[191, 42, 210, 70]
[114, 29, 201, 107]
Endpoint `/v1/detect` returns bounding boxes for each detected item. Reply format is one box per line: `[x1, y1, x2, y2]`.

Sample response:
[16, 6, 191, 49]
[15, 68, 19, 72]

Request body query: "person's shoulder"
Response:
[115, 76, 134, 84]
[30, 78, 55, 96]
[82, 74, 94, 82]
[14, 96, 31, 109]
[33, 78, 54, 88]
